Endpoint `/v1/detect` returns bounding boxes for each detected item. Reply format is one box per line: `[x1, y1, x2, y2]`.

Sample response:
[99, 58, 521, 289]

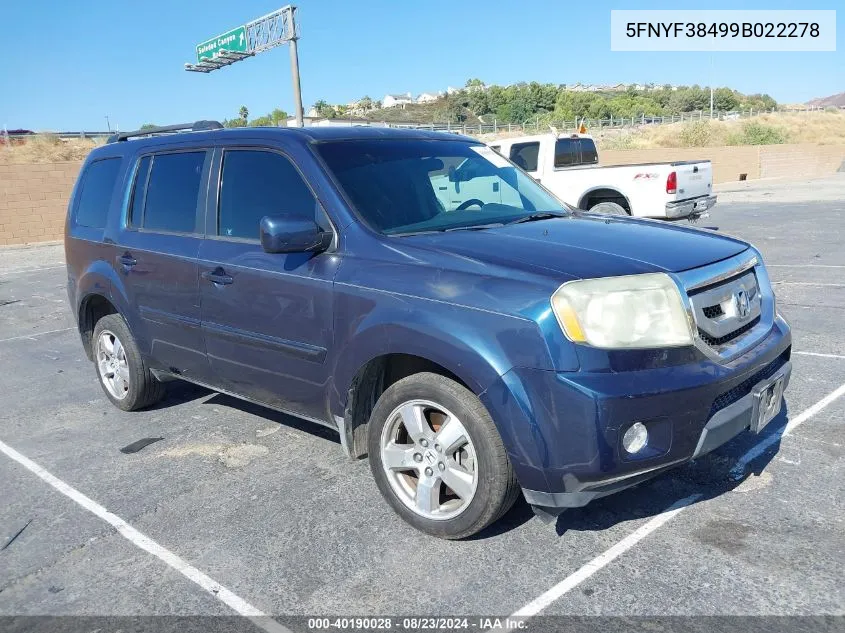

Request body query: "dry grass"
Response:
[0, 135, 104, 164]
[594, 111, 845, 150]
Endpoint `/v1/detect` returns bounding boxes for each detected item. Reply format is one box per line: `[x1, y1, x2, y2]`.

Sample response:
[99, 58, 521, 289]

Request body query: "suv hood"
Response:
[399, 214, 749, 280]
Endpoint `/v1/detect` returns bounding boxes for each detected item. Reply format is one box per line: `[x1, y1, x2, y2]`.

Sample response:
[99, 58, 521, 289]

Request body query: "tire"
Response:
[92, 313, 165, 411]
[368, 372, 519, 539]
[589, 201, 629, 216]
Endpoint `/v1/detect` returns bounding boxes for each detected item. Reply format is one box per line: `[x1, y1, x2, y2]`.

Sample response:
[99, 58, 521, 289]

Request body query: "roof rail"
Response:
[107, 120, 224, 143]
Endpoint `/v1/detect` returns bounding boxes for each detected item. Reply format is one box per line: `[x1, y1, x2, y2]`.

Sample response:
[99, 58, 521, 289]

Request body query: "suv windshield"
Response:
[318, 139, 568, 235]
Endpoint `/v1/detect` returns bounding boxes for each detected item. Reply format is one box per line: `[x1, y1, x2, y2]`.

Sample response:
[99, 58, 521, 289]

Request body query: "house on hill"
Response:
[382, 93, 413, 108]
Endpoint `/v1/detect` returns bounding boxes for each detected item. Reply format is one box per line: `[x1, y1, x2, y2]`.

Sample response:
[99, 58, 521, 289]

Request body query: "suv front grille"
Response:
[687, 267, 763, 355]
[710, 354, 787, 416]
[702, 304, 723, 319]
[697, 316, 760, 347]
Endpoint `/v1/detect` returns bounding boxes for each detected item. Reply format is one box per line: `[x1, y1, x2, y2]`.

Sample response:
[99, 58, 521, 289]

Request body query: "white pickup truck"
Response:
[483, 133, 716, 219]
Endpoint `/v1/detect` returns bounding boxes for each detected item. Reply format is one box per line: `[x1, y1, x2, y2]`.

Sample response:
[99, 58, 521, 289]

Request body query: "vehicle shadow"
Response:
[552, 400, 791, 536]
[147, 382, 791, 541]
[147, 380, 342, 446]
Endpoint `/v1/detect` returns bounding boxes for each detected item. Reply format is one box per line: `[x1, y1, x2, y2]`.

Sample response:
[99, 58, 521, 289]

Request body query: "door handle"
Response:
[117, 253, 137, 269]
[202, 268, 233, 285]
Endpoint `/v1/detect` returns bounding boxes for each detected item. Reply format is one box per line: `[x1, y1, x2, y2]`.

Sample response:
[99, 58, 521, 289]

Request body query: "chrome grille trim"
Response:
[673, 250, 774, 363]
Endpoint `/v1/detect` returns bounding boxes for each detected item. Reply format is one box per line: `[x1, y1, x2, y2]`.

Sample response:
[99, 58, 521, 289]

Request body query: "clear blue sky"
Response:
[1, 0, 842, 131]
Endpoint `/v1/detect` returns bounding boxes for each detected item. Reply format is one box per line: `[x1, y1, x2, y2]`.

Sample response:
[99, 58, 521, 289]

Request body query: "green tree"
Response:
[249, 115, 273, 127]
[139, 123, 157, 131]
[270, 108, 288, 126]
[312, 99, 335, 117]
[238, 106, 249, 122]
[358, 96, 374, 111]
[713, 88, 740, 112]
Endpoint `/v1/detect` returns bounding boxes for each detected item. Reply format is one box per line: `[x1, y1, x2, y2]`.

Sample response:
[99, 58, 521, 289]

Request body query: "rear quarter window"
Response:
[74, 158, 122, 228]
[554, 138, 598, 168]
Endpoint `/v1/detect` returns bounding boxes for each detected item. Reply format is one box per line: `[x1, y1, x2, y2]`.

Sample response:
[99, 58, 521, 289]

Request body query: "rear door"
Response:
[113, 148, 212, 381]
[197, 145, 339, 421]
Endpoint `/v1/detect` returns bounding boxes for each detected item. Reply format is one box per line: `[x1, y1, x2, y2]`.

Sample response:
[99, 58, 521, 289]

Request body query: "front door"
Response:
[114, 149, 212, 381]
[198, 147, 339, 421]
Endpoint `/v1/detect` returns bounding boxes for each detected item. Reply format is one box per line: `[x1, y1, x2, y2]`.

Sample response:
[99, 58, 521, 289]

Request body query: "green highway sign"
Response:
[196, 25, 247, 62]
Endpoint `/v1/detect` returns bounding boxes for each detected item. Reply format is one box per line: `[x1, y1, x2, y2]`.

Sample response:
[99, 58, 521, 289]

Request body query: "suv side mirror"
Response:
[259, 215, 332, 254]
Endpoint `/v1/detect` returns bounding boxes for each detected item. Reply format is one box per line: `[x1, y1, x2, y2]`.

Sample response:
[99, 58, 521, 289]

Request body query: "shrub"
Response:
[727, 121, 788, 145]
[677, 121, 712, 147]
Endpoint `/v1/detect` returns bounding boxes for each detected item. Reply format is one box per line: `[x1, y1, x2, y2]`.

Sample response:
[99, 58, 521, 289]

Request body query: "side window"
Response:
[554, 139, 579, 168]
[74, 158, 121, 228]
[218, 150, 316, 240]
[142, 151, 206, 233]
[509, 142, 539, 172]
[128, 155, 151, 227]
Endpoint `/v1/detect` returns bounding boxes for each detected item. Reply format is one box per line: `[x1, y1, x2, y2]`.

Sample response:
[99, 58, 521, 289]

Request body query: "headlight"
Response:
[551, 273, 693, 349]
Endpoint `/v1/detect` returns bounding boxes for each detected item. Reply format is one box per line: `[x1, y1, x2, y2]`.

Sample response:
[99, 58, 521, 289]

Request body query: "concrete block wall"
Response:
[601, 144, 845, 184]
[0, 162, 81, 246]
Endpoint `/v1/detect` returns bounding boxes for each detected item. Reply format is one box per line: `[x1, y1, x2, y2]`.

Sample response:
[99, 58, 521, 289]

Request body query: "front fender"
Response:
[328, 293, 554, 421]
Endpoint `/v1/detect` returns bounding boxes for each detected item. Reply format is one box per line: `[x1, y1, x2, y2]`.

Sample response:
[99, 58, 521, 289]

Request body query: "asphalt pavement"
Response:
[1, 175, 843, 631]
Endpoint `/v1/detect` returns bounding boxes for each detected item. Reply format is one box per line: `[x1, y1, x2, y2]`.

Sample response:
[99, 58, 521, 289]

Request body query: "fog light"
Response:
[622, 422, 648, 454]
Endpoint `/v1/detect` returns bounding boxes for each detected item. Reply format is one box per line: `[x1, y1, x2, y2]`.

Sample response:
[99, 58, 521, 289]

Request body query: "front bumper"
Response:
[665, 194, 717, 219]
[480, 316, 791, 509]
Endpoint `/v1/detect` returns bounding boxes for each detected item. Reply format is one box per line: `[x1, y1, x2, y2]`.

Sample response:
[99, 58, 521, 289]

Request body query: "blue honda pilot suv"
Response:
[65, 122, 791, 539]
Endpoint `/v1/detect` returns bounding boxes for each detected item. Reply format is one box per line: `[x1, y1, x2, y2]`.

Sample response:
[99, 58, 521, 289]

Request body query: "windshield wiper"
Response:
[505, 211, 567, 226]
[444, 223, 505, 232]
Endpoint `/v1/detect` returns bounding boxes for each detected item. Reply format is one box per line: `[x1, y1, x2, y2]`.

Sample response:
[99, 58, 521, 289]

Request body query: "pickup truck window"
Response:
[74, 158, 121, 228]
[318, 139, 566, 235]
[508, 142, 539, 172]
[135, 151, 206, 234]
[554, 138, 599, 168]
[218, 150, 316, 240]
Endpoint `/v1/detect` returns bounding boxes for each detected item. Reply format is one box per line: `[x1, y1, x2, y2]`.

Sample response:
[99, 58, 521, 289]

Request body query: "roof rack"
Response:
[107, 120, 224, 143]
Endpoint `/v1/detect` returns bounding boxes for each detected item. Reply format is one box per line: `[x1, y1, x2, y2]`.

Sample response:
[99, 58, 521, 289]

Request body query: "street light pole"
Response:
[709, 55, 714, 119]
[288, 6, 304, 127]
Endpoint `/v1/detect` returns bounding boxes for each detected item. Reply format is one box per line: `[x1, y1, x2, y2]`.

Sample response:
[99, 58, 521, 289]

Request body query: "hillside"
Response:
[330, 100, 481, 125]
[588, 111, 845, 149]
[807, 92, 845, 108]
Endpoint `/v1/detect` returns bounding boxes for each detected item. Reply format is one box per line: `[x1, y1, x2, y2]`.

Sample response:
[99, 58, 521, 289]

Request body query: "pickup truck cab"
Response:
[65, 123, 790, 539]
[487, 133, 717, 219]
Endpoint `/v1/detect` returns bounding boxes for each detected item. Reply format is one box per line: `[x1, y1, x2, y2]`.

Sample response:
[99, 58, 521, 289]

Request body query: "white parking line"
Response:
[795, 351, 845, 360]
[0, 265, 66, 276]
[0, 439, 291, 633]
[729, 381, 845, 480]
[505, 382, 845, 625]
[772, 281, 845, 287]
[503, 494, 700, 626]
[767, 264, 845, 269]
[0, 327, 74, 343]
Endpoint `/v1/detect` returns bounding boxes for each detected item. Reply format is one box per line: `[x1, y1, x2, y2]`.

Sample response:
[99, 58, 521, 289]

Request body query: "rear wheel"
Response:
[368, 372, 519, 539]
[93, 314, 165, 411]
[589, 201, 629, 216]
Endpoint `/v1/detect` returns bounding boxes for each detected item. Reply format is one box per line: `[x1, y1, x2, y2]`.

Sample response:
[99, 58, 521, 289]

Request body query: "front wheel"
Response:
[368, 373, 519, 539]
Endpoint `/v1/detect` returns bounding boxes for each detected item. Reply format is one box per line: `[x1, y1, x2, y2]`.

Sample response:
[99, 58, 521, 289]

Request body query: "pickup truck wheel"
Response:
[368, 372, 518, 539]
[93, 314, 165, 412]
[589, 201, 628, 216]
